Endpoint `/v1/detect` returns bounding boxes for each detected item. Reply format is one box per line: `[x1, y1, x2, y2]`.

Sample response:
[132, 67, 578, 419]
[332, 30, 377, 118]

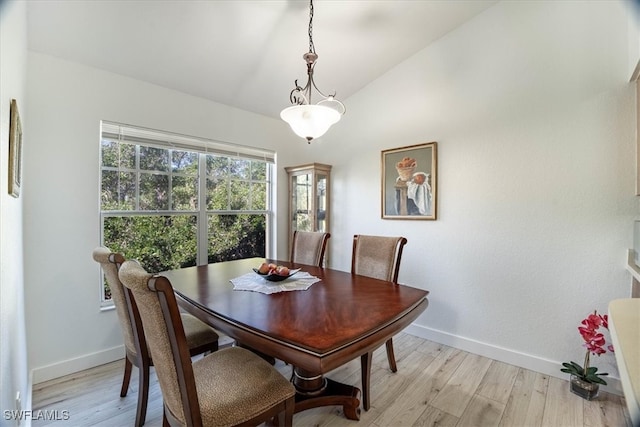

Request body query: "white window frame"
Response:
[99, 121, 275, 305]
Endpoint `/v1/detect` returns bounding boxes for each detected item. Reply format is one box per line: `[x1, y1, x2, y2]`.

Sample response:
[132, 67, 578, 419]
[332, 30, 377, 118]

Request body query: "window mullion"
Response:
[267, 163, 274, 258]
[168, 149, 173, 212]
[135, 145, 141, 211]
[197, 154, 208, 265]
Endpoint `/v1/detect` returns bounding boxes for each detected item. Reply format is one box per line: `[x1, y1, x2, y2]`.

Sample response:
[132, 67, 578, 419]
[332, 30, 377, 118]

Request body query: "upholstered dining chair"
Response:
[290, 230, 331, 267]
[92, 247, 220, 427]
[351, 234, 408, 411]
[118, 259, 296, 427]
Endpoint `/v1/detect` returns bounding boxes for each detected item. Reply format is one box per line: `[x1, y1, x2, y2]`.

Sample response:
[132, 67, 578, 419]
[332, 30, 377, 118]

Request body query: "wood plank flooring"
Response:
[31, 333, 631, 426]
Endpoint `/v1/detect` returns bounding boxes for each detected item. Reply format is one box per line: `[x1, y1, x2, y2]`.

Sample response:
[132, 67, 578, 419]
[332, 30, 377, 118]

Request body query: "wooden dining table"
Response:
[163, 257, 429, 420]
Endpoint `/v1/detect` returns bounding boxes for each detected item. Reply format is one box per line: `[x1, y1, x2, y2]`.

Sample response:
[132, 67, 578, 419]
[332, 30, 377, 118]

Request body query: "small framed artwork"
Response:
[381, 142, 437, 220]
[8, 99, 23, 198]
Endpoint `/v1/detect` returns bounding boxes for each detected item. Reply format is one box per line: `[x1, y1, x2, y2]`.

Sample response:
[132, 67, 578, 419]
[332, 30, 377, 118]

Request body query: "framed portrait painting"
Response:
[8, 99, 23, 198]
[381, 142, 437, 220]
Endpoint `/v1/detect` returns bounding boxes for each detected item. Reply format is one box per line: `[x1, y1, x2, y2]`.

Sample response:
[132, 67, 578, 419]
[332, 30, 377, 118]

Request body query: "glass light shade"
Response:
[280, 104, 341, 141]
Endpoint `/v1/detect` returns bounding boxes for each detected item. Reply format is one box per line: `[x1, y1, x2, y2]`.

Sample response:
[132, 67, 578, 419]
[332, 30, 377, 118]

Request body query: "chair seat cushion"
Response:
[181, 313, 219, 349]
[193, 347, 295, 426]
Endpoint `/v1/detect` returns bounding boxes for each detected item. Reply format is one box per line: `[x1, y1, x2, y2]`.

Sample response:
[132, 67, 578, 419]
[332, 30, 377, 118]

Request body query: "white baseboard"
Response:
[404, 323, 623, 396]
[31, 345, 124, 385]
[24, 370, 33, 427]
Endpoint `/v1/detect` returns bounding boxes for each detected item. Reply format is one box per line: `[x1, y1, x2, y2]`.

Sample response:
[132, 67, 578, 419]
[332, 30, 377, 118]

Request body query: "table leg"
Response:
[292, 367, 362, 420]
[361, 352, 372, 411]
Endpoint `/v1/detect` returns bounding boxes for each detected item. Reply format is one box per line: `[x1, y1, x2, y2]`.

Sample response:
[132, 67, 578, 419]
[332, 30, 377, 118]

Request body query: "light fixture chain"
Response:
[308, 0, 315, 54]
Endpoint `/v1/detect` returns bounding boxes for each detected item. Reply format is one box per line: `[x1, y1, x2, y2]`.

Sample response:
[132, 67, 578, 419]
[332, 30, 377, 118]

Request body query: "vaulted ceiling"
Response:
[26, 0, 497, 119]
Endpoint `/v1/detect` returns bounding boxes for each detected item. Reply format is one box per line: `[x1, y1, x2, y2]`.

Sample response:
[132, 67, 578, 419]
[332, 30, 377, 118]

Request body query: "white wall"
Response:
[315, 0, 638, 392]
[628, 1, 640, 79]
[21, 0, 640, 397]
[0, 0, 30, 424]
[24, 52, 305, 383]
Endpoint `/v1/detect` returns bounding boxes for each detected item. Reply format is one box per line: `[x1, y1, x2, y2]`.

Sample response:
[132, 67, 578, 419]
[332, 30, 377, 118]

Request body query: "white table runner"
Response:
[230, 271, 321, 294]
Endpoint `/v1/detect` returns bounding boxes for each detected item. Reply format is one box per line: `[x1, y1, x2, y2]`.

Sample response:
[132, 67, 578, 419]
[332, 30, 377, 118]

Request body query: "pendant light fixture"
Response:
[281, 0, 345, 143]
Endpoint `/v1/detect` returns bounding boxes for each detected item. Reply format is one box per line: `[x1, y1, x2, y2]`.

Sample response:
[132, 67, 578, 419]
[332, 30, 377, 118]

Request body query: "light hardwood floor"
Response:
[32, 333, 631, 426]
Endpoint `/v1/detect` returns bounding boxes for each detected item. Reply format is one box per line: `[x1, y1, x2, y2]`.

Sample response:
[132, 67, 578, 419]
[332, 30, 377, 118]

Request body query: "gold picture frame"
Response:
[381, 142, 437, 220]
[8, 99, 23, 198]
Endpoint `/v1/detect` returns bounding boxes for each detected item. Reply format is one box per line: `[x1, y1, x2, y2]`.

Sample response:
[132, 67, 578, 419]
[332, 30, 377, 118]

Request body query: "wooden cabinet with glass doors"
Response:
[285, 163, 331, 248]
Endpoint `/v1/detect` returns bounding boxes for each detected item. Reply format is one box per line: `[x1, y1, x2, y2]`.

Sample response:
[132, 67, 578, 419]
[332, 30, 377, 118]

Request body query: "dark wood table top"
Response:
[165, 257, 429, 372]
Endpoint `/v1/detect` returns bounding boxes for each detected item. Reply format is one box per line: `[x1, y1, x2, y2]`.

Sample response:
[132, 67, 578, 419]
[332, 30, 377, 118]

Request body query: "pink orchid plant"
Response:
[561, 310, 614, 385]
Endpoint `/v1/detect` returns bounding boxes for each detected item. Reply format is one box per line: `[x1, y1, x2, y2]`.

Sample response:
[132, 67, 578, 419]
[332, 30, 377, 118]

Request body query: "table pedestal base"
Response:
[292, 368, 361, 420]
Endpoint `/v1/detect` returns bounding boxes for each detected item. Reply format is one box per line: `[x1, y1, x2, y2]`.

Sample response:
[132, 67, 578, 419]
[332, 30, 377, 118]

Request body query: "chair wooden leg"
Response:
[360, 351, 373, 411]
[120, 357, 133, 397]
[283, 395, 295, 427]
[135, 360, 150, 427]
[385, 338, 398, 373]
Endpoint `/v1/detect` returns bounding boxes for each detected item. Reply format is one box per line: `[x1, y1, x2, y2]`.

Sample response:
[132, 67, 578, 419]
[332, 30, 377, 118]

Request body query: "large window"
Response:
[100, 122, 274, 302]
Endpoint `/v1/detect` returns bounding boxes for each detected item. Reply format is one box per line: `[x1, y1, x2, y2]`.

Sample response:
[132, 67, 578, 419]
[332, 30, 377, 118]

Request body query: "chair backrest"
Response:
[92, 247, 138, 357]
[290, 230, 331, 267]
[351, 235, 408, 283]
[119, 260, 200, 426]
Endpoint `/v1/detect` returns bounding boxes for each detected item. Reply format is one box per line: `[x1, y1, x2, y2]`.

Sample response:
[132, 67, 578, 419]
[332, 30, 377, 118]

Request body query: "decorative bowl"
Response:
[252, 268, 300, 282]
